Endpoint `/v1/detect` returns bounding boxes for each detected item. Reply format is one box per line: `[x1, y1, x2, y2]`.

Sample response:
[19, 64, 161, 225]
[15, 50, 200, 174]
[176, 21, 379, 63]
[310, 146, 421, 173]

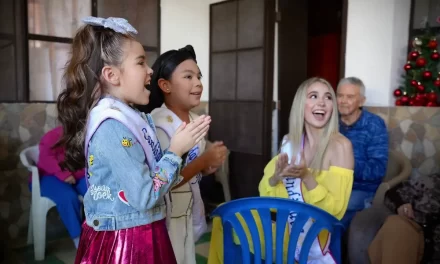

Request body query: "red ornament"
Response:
[409, 51, 419, 60]
[404, 63, 412, 71]
[426, 101, 438, 107]
[411, 95, 424, 106]
[393, 89, 402, 97]
[432, 50, 440, 60]
[428, 39, 438, 49]
[395, 99, 403, 106]
[423, 70, 433, 79]
[434, 78, 440, 87]
[410, 80, 418, 87]
[417, 84, 425, 92]
[427, 92, 438, 102]
[416, 57, 427, 67]
[401, 95, 410, 104]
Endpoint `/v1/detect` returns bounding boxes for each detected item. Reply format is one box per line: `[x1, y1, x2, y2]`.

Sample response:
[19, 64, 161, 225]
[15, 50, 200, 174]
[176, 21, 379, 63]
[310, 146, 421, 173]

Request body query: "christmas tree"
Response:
[394, 24, 439, 107]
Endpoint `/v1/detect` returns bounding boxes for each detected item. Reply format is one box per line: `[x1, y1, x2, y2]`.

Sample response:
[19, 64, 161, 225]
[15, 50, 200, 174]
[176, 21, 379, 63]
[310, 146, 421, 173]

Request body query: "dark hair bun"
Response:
[179, 45, 196, 61]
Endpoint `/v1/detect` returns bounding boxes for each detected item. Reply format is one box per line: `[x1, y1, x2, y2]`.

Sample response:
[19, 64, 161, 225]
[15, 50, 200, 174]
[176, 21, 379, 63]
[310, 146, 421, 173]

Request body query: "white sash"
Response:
[280, 136, 335, 264]
[85, 97, 162, 170]
[151, 105, 207, 241]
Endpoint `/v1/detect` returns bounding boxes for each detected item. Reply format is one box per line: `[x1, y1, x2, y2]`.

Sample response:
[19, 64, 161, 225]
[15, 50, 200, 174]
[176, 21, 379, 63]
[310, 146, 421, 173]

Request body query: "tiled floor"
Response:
[5, 227, 211, 264]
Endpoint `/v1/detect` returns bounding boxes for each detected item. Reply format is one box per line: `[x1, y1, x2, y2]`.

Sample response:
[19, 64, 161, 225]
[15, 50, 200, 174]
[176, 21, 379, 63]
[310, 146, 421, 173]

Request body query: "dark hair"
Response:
[56, 25, 133, 172]
[136, 45, 197, 113]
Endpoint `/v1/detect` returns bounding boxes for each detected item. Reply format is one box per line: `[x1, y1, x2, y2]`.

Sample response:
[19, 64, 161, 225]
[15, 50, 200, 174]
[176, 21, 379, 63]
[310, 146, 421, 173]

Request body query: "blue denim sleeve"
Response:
[91, 119, 182, 211]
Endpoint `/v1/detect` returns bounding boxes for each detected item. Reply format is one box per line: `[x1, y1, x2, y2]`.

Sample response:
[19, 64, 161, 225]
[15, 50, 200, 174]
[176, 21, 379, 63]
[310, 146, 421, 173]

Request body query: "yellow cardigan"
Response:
[208, 155, 353, 264]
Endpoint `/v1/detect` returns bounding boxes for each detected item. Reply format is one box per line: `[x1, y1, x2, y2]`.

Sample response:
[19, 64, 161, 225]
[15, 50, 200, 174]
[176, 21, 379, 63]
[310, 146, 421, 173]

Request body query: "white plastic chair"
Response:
[205, 140, 231, 202]
[214, 149, 231, 202]
[20, 145, 55, 261]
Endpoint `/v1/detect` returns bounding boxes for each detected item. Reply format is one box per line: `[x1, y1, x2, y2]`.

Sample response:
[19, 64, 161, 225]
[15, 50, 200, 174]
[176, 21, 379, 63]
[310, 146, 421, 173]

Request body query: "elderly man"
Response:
[336, 77, 389, 227]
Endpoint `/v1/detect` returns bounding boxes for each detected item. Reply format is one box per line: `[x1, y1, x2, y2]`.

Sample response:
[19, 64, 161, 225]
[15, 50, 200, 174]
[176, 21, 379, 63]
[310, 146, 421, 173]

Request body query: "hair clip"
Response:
[82, 16, 138, 35]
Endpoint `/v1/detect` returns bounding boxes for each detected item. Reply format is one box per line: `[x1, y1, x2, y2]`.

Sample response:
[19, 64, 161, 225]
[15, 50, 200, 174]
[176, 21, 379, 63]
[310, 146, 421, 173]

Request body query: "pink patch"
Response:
[153, 177, 166, 192]
[118, 190, 130, 206]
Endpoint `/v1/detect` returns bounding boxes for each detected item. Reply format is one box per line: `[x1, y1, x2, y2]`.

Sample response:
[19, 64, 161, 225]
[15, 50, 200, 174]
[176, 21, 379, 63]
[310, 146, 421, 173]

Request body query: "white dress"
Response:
[151, 105, 208, 264]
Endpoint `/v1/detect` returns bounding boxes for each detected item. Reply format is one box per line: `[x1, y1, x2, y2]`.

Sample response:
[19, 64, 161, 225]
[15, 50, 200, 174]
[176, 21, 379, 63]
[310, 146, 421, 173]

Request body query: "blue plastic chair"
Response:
[211, 197, 344, 264]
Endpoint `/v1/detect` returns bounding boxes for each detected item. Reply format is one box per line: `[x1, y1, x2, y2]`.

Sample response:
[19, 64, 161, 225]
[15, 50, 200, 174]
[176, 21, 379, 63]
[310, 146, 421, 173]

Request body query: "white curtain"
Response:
[28, 0, 91, 101]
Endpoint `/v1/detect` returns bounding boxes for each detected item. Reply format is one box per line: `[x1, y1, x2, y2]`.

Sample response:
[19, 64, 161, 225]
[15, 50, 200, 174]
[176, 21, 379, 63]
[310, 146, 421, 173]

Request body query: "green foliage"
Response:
[396, 24, 440, 106]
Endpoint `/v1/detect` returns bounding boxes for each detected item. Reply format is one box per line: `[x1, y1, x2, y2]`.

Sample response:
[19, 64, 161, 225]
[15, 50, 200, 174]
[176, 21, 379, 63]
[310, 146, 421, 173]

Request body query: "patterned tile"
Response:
[367, 106, 440, 178]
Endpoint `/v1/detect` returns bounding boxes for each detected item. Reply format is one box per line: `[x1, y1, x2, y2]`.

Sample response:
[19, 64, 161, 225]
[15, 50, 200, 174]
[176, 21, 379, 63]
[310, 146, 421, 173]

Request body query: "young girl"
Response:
[140, 45, 227, 264]
[208, 77, 354, 263]
[34, 126, 87, 249]
[55, 17, 211, 264]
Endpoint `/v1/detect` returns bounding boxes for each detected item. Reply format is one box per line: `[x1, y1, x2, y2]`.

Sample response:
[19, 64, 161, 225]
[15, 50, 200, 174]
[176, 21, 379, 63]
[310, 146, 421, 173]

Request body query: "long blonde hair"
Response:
[287, 77, 339, 176]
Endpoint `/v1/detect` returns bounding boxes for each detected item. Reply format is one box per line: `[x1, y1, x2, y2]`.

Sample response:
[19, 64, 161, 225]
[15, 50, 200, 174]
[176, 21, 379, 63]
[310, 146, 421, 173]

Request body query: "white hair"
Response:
[337, 77, 365, 97]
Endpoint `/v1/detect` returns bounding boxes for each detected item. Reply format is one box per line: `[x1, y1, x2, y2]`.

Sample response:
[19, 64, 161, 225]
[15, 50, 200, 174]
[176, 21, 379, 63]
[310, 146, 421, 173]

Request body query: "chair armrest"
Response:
[386, 167, 411, 190]
[372, 182, 390, 206]
[20, 151, 31, 169]
[206, 139, 232, 201]
[373, 152, 412, 206]
[30, 165, 42, 199]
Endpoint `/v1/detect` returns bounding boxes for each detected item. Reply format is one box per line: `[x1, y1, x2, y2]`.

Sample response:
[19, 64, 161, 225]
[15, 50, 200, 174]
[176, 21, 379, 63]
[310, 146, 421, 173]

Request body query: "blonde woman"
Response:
[208, 77, 354, 264]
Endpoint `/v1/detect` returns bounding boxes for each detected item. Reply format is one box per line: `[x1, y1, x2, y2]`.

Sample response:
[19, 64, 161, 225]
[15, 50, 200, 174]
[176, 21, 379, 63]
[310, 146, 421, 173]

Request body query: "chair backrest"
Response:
[211, 197, 343, 264]
[20, 145, 39, 170]
[383, 150, 406, 182]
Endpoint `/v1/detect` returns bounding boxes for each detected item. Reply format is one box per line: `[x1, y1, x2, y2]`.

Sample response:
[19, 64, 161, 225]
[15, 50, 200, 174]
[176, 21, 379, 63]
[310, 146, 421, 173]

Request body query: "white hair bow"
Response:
[82, 16, 138, 35]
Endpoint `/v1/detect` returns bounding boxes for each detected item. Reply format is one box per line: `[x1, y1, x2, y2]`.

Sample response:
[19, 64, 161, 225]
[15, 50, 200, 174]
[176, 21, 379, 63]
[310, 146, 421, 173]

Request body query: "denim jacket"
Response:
[83, 97, 182, 231]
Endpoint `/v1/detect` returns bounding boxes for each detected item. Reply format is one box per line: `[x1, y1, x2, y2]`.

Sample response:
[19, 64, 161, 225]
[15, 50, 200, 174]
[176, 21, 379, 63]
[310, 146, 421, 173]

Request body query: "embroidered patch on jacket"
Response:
[121, 137, 133, 147]
[88, 155, 94, 166]
[152, 167, 169, 193]
[118, 190, 130, 206]
[142, 128, 163, 162]
[166, 115, 173, 123]
[153, 175, 168, 193]
[87, 155, 94, 178]
[89, 185, 115, 201]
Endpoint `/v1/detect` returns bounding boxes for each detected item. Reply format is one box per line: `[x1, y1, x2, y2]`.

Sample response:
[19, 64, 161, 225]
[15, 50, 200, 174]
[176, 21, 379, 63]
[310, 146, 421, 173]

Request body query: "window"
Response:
[0, 1, 27, 102]
[28, 0, 91, 101]
[409, 0, 440, 51]
[97, 0, 160, 67]
[0, 0, 160, 102]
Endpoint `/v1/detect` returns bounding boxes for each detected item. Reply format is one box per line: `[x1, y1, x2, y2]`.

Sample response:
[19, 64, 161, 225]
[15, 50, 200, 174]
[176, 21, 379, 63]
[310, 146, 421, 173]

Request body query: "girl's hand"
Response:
[64, 175, 76, 185]
[288, 151, 308, 178]
[202, 141, 228, 169]
[168, 115, 211, 156]
[269, 152, 309, 186]
[270, 153, 294, 185]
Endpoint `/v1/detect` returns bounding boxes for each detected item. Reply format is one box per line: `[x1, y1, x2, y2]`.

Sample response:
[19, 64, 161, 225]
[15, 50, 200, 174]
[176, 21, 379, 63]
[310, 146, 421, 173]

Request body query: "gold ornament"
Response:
[413, 38, 422, 47]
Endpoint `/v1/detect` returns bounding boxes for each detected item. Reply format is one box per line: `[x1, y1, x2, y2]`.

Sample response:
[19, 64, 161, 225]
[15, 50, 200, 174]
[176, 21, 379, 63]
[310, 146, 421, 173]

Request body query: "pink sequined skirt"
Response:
[75, 219, 177, 264]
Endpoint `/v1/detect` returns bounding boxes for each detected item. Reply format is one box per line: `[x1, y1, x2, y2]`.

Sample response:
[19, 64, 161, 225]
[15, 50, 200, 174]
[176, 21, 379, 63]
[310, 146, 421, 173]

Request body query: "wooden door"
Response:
[277, 0, 308, 145]
[209, 0, 275, 198]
